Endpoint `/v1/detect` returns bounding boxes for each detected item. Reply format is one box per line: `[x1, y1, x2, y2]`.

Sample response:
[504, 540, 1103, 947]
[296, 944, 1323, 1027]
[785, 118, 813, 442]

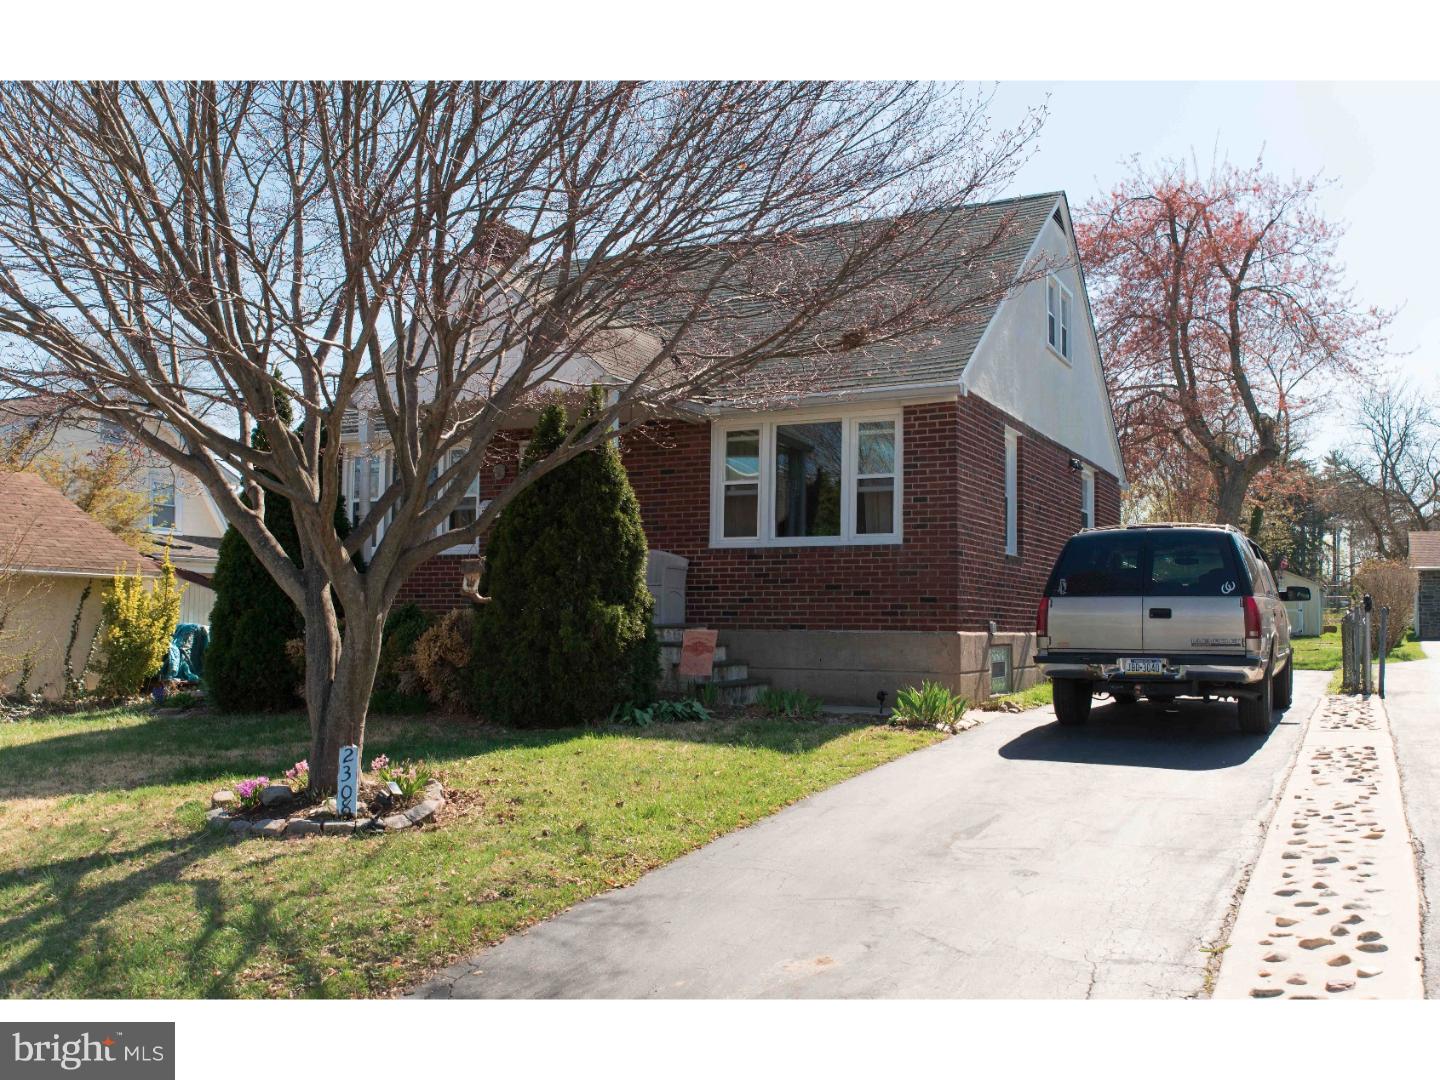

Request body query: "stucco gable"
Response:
[958, 194, 1125, 482]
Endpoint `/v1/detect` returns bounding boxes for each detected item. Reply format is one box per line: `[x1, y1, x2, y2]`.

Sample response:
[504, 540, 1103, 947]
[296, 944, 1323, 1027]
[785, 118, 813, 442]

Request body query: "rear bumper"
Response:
[1036, 651, 1268, 694]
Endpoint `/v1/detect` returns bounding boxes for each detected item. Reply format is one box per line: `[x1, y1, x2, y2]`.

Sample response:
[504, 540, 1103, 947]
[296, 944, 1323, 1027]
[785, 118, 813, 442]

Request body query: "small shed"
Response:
[1410, 532, 1440, 639]
[1278, 569, 1324, 638]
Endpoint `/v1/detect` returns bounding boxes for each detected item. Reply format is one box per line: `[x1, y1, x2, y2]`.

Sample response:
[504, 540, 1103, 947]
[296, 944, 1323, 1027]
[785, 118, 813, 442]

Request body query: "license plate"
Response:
[1119, 657, 1165, 675]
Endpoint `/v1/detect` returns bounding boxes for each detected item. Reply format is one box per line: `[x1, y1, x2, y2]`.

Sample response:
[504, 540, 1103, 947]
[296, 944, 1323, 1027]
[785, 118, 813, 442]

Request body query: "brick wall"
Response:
[396, 398, 1122, 630]
[953, 394, 1122, 630]
[624, 402, 963, 631]
[394, 432, 528, 612]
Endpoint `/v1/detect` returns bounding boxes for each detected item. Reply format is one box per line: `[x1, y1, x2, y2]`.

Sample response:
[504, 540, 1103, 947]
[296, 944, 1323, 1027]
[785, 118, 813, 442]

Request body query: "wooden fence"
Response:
[1339, 599, 1389, 697]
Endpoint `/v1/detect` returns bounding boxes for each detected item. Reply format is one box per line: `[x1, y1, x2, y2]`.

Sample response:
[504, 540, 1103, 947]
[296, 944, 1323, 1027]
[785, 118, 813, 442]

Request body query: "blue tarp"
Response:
[161, 623, 209, 683]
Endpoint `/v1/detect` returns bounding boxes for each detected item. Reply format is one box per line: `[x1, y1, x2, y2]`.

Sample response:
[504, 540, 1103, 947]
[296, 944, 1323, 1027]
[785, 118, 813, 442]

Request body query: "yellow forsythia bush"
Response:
[94, 558, 183, 696]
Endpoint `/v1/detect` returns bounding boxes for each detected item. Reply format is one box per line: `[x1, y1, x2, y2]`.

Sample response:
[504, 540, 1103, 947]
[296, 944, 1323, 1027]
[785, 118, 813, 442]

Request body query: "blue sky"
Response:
[983, 82, 1439, 456]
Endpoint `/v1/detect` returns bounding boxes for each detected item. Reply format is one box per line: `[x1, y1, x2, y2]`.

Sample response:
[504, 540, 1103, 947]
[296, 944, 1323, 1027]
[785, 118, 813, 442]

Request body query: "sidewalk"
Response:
[1378, 645, 1440, 997]
[1214, 693, 1423, 998]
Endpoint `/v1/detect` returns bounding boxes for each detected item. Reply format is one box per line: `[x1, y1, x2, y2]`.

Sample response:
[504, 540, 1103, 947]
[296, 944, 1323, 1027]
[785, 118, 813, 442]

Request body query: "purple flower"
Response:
[235, 776, 270, 804]
[369, 754, 389, 773]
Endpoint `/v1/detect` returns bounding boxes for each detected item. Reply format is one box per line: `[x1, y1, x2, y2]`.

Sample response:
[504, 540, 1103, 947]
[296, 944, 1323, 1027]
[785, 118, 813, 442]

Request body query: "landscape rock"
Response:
[205, 808, 230, 831]
[286, 819, 322, 837]
[380, 813, 411, 830]
[211, 790, 236, 809]
[260, 784, 292, 807]
[322, 820, 356, 835]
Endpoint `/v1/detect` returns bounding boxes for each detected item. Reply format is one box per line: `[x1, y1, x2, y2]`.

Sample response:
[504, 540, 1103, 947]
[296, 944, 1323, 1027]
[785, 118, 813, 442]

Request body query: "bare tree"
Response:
[0, 81, 1042, 790]
[1327, 382, 1440, 558]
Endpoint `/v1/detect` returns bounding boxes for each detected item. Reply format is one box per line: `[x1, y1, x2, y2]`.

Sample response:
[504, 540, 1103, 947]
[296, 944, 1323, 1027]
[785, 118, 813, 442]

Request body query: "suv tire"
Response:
[1054, 679, 1093, 726]
[1238, 668, 1275, 734]
[1273, 657, 1294, 710]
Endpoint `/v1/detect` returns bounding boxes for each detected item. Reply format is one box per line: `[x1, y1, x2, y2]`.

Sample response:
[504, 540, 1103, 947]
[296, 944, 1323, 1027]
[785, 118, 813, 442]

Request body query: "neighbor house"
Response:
[1278, 569, 1324, 637]
[0, 397, 227, 625]
[344, 192, 1125, 704]
[1410, 532, 1440, 639]
[0, 470, 159, 699]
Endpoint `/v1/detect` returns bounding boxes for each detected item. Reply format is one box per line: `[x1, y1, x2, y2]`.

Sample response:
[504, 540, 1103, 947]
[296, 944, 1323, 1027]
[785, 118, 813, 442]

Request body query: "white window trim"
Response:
[1080, 464, 1095, 530]
[709, 406, 903, 549]
[343, 445, 482, 559]
[1046, 274, 1074, 364]
[148, 469, 178, 534]
[1004, 427, 1019, 557]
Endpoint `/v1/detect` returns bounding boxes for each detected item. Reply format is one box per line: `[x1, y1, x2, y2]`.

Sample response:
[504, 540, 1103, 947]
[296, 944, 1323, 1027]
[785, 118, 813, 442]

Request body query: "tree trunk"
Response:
[302, 577, 384, 794]
[1213, 468, 1251, 527]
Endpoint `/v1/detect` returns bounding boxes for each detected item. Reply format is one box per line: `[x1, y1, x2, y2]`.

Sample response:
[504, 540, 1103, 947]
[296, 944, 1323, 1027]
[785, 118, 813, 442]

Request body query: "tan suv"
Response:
[1035, 524, 1308, 733]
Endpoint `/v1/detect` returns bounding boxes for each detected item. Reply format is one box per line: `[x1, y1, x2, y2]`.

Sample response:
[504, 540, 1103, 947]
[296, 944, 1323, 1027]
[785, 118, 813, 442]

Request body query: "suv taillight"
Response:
[1243, 595, 1262, 646]
[1036, 596, 1050, 637]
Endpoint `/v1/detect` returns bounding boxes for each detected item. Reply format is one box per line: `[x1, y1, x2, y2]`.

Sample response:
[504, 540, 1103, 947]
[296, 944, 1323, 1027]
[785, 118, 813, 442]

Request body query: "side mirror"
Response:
[1282, 587, 1311, 602]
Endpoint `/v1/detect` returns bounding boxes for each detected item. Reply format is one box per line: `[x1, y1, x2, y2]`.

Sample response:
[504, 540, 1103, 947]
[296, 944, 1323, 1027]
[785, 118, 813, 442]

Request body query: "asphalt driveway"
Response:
[414, 672, 1326, 998]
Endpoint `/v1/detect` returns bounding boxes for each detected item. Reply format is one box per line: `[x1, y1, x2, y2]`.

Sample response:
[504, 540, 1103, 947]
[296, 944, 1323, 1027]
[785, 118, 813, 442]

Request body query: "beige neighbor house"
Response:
[0, 397, 226, 625]
[0, 470, 160, 699]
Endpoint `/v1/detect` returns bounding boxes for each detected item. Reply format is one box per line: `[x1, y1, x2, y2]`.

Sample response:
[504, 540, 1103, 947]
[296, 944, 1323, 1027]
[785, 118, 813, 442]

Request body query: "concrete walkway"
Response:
[414, 673, 1325, 999]
[1213, 693, 1423, 998]
[1378, 646, 1440, 997]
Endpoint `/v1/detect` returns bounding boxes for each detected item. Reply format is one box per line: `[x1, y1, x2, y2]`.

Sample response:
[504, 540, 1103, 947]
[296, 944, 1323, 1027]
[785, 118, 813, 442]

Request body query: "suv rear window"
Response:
[1046, 532, 1143, 596]
[1146, 532, 1246, 597]
[1046, 530, 1254, 598]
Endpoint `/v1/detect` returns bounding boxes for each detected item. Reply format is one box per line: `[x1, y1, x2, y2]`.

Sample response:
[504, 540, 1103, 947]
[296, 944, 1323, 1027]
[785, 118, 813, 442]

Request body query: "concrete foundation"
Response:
[719, 628, 1039, 707]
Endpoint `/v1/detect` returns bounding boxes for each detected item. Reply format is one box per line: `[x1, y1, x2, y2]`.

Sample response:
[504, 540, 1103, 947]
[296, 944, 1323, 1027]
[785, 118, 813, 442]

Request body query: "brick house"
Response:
[348, 192, 1125, 704]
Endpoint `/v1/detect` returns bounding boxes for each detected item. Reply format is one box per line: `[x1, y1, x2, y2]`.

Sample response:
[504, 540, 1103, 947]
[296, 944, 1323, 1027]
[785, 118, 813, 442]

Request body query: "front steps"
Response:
[656, 625, 768, 706]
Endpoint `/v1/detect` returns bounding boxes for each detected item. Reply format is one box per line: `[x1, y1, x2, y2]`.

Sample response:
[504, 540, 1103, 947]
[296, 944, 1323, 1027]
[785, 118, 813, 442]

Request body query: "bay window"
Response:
[711, 410, 901, 547]
[344, 445, 482, 558]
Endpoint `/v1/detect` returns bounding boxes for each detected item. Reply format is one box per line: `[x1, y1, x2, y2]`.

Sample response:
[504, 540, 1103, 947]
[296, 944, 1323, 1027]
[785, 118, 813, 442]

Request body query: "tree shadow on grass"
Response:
[0, 830, 341, 998]
[0, 709, 865, 798]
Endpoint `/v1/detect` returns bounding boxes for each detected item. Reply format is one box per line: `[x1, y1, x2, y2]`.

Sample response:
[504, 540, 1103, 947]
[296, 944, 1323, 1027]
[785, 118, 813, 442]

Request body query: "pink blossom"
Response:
[370, 754, 389, 773]
[235, 776, 270, 803]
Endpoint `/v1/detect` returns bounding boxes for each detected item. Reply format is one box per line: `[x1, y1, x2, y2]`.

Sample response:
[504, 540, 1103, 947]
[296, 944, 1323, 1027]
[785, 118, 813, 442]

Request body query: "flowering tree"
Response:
[1077, 159, 1390, 526]
[0, 81, 1043, 790]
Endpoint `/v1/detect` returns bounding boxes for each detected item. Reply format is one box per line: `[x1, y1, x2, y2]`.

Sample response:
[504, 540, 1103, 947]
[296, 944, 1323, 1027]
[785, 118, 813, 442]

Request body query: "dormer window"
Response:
[1046, 276, 1073, 361]
[148, 470, 176, 531]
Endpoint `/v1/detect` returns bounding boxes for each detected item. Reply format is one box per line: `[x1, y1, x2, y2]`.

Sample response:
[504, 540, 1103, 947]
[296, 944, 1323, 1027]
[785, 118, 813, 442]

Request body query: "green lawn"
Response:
[980, 682, 1053, 711]
[1291, 628, 1426, 671]
[0, 707, 942, 999]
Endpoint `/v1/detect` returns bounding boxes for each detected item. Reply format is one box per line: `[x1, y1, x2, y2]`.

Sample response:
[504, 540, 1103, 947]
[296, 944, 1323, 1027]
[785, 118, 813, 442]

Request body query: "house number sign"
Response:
[337, 744, 359, 818]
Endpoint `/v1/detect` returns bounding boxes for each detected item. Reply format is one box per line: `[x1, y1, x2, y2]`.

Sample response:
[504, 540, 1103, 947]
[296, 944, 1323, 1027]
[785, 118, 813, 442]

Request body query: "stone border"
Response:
[204, 780, 446, 838]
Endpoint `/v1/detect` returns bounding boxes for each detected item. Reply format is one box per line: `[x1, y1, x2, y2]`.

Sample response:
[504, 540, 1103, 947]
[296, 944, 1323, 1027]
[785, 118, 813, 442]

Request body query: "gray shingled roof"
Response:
[0, 470, 158, 578]
[589, 192, 1062, 399]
